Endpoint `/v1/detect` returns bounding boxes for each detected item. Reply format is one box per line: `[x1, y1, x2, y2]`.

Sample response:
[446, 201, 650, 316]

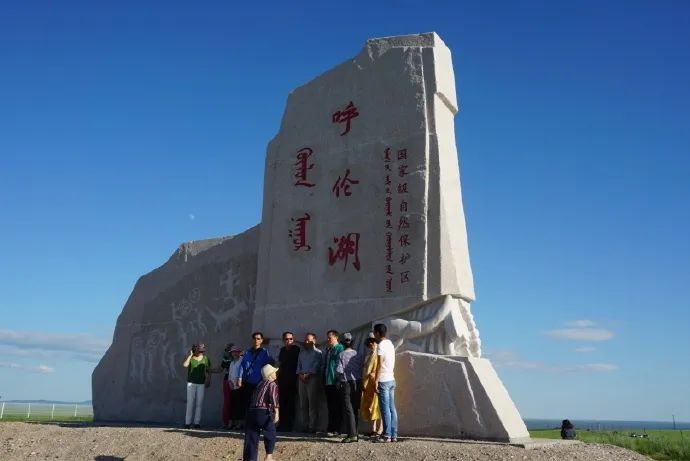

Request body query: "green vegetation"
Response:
[530, 429, 690, 461]
[0, 415, 93, 423]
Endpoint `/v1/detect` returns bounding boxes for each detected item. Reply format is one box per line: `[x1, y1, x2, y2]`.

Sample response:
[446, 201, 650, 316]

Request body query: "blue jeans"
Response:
[377, 380, 398, 438]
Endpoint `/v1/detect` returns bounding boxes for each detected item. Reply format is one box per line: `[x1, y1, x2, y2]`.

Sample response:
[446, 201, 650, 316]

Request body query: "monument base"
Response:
[396, 351, 530, 442]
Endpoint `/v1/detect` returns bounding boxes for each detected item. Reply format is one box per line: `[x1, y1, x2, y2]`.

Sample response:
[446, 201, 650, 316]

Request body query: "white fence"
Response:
[0, 402, 93, 420]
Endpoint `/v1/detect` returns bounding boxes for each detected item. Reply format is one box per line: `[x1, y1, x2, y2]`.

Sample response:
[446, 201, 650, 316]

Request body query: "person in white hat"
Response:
[227, 345, 245, 429]
[242, 363, 280, 461]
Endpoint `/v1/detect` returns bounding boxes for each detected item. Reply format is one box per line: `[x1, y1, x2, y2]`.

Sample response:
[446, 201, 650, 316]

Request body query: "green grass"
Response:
[530, 429, 690, 461]
[0, 415, 93, 423]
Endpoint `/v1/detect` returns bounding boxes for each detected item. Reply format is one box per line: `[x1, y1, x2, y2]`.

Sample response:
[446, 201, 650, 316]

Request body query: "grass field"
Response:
[530, 429, 690, 461]
[0, 415, 93, 423]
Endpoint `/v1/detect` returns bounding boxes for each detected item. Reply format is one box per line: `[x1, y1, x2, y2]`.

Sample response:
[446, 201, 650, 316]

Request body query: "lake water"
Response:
[525, 418, 690, 431]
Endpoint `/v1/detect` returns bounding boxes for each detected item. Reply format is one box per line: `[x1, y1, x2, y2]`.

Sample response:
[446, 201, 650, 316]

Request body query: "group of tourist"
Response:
[182, 323, 399, 461]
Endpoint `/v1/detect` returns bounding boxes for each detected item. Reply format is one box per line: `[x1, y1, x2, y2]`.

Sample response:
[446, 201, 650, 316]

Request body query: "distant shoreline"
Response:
[2, 401, 687, 431]
[2, 400, 92, 405]
[525, 418, 690, 431]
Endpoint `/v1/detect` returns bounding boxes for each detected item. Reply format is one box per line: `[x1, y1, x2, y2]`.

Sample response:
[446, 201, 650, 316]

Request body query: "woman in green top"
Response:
[183, 343, 211, 429]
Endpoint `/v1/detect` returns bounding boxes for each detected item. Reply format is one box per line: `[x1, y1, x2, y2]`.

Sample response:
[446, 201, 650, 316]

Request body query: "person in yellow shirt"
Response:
[359, 336, 382, 437]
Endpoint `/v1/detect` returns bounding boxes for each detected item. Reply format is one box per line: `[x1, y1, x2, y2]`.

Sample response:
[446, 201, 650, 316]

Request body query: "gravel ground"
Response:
[0, 422, 653, 461]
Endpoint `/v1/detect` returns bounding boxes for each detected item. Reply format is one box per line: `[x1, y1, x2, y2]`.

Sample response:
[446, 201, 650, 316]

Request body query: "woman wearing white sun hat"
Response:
[242, 364, 280, 461]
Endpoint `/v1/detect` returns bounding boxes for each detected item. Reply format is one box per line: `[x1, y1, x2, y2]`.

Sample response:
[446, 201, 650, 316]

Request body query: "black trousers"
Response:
[230, 388, 245, 420]
[243, 408, 276, 461]
[277, 378, 297, 432]
[325, 384, 343, 433]
[243, 382, 258, 410]
[340, 380, 362, 437]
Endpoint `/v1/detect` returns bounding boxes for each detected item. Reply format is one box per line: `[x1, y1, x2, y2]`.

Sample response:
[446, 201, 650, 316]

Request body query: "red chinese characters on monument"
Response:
[396, 148, 412, 284]
[332, 169, 360, 198]
[328, 233, 361, 272]
[294, 147, 315, 187]
[382, 146, 415, 293]
[332, 101, 359, 136]
[288, 213, 311, 252]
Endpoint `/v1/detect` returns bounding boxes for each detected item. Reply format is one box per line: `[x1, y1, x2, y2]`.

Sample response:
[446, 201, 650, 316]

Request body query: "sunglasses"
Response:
[283, 337, 294, 341]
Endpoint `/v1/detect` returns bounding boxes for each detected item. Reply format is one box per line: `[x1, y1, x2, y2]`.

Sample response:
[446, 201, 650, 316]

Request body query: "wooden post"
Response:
[27, 403, 31, 419]
[74, 404, 78, 417]
[51, 404, 55, 420]
[0, 402, 5, 419]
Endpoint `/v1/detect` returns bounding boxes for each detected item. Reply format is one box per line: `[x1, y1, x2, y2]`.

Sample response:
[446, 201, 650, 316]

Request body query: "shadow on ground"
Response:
[164, 428, 342, 444]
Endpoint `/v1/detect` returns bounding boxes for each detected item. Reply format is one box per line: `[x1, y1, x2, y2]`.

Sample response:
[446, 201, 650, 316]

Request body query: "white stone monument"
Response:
[252, 32, 529, 441]
[93, 32, 529, 442]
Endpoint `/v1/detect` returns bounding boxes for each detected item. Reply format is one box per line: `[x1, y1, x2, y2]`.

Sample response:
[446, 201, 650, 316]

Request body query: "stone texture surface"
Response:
[92, 33, 528, 443]
[396, 351, 530, 442]
[254, 32, 475, 340]
[92, 226, 259, 425]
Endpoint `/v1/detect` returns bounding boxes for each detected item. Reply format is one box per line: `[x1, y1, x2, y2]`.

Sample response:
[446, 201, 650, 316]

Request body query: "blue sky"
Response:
[1, 1, 689, 421]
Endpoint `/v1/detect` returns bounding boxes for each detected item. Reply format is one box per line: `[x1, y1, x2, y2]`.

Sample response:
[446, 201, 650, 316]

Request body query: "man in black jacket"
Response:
[277, 331, 300, 431]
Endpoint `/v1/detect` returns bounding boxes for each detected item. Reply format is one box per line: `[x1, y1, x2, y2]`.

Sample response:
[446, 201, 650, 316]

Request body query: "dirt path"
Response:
[0, 422, 652, 460]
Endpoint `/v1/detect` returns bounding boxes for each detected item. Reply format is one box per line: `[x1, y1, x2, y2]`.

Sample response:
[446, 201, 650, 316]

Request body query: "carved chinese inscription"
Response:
[288, 102, 367, 274]
[332, 101, 359, 136]
[328, 233, 362, 271]
[382, 146, 415, 293]
[332, 169, 360, 198]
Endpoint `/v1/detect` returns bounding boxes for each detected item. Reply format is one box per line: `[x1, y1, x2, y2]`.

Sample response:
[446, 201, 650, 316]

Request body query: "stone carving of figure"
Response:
[372, 295, 481, 357]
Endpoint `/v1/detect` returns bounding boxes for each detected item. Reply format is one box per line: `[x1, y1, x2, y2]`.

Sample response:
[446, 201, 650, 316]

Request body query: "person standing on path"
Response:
[336, 332, 363, 443]
[219, 343, 234, 429]
[373, 323, 398, 442]
[227, 345, 245, 429]
[242, 364, 280, 461]
[277, 331, 300, 432]
[238, 332, 273, 414]
[359, 336, 382, 437]
[182, 343, 211, 429]
[323, 329, 344, 436]
[296, 332, 323, 433]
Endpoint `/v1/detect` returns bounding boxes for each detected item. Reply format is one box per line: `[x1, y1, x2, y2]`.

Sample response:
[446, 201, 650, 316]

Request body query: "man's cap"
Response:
[230, 345, 242, 353]
[342, 332, 353, 341]
[261, 364, 279, 380]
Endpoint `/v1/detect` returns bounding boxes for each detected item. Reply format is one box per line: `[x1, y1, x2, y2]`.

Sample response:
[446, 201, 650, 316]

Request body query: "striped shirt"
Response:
[249, 379, 279, 412]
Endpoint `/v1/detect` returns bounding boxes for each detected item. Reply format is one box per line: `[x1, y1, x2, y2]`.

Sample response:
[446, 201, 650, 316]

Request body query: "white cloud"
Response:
[0, 361, 54, 374]
[546, 328, 614, 342]
[485, 349, 617, 374]
[0, 329, 110, 363]
[553, 363, 618, 373]
[572, 346, 597, 353]
[567, 320, 596, 328]
[484, 350, 543, 370]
